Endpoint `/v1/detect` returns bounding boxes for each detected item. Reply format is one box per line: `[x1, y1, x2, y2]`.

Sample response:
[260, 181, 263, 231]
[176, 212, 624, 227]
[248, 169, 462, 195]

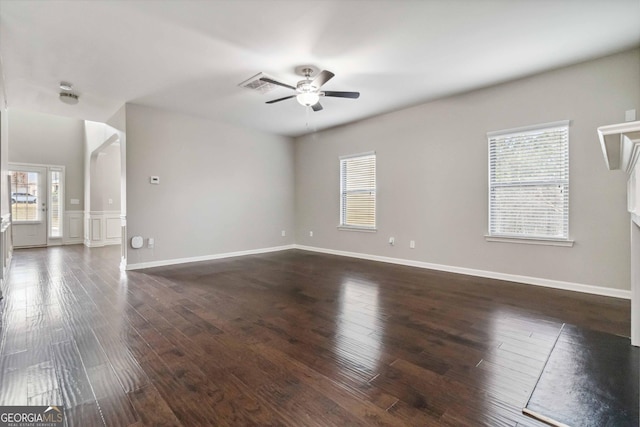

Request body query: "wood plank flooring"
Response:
[0, 245, 631, 426]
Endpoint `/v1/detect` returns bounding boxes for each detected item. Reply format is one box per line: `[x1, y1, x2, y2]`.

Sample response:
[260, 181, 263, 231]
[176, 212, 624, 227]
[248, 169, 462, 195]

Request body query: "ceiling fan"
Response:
[261, 67, 359, 111]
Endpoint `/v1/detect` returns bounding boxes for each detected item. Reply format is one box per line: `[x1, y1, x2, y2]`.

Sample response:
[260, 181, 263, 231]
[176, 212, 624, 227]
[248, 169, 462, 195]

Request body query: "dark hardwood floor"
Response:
[0, 245, 631, 426]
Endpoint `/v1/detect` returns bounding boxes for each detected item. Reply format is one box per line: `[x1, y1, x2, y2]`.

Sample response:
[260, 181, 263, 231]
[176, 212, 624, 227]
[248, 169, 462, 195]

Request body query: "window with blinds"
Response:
[340, 152, 376, 229]
[488, 121, 569, 240]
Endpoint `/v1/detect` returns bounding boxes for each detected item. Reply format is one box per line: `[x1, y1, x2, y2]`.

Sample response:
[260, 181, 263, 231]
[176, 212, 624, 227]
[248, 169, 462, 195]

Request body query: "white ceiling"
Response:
[1, 0, 639, 137]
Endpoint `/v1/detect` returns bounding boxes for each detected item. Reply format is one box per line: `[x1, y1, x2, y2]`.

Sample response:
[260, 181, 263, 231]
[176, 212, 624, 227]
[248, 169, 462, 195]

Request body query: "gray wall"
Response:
[295, 49, 640, 291]
[92, 143, 121, 212]
[8, 109, 85, 211]
[125, 104, 295, 265]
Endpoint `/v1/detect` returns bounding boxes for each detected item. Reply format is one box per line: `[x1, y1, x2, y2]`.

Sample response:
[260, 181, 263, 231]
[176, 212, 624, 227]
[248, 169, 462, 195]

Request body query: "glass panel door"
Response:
[10, 164, 47, 247]
[11, 170, 41, 222]
[49, 169, 63, 238]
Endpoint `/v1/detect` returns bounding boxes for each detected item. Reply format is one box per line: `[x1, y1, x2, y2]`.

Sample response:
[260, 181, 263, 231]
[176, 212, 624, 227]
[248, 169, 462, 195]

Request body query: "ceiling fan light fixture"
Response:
[296, 92, 320, 107]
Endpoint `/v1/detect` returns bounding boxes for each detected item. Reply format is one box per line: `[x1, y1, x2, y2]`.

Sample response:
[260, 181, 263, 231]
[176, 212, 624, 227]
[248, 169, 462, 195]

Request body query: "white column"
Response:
[631, 219, 640, 346]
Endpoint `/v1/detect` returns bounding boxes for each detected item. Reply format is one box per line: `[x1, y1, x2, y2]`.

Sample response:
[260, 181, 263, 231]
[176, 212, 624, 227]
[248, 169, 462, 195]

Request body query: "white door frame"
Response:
[9, 162, 66, 247]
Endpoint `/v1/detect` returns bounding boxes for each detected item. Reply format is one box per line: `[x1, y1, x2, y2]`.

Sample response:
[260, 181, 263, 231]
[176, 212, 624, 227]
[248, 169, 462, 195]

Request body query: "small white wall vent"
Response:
[238, 72, 278, 94]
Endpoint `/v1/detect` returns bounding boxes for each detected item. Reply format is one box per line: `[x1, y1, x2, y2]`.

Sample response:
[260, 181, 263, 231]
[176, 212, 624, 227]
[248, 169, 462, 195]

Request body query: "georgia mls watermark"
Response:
[0, 406, 64, 427]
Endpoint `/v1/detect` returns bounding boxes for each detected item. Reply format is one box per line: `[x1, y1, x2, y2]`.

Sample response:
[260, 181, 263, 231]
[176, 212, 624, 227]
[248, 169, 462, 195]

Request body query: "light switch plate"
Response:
[625, 109, 636, 122]
[150, 176, 160, 184]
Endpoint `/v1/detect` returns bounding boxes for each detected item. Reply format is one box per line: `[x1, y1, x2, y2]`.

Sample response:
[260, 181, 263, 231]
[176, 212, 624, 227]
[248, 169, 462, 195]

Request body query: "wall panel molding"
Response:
[64, 210, 84, 245]
[0, 213, 13, 294]
[84, 210, 122, 247]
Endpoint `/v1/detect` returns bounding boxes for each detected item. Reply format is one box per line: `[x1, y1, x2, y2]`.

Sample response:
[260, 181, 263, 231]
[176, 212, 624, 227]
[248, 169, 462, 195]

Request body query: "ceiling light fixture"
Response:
[296, 92, 320, 107]
[59, 92, 79, 105]
[58, 81, 79, 105]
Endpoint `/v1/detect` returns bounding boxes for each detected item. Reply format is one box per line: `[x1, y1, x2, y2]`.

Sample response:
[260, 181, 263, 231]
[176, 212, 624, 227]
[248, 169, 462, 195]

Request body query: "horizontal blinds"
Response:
[341, 154, 376, 228]
[489, 124, 569, 239]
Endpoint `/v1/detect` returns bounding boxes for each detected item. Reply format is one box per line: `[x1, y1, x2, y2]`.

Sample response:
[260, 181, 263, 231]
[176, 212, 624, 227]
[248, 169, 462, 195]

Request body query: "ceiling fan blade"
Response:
[259, 77, 296, 91]
[266, 95, 296, 104]
[311, 102, 323, 112]
[323, 91, 360, 99]
[312, 70, 335, 88]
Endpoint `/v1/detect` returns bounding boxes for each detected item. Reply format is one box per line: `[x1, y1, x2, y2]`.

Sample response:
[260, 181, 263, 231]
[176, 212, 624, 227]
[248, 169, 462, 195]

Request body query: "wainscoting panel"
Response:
[84, 211, 122, 247]
[106, 217, 120, 240]
[64, 210, 84, 245]
[0, 213, 12, 294]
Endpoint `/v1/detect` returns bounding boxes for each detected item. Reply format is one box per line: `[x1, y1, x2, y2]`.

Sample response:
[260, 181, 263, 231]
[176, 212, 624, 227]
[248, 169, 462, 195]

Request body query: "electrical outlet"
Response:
[389, 237, 395, 245]
[148, 238, 154, 248]
[410, 240, 415, 249]
[281, 230, 286, 237]
[309, 231, 313, 237]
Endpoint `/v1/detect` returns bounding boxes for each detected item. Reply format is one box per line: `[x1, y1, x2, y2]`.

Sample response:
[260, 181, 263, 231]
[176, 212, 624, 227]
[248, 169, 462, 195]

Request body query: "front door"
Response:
[10, 164, 47, 247]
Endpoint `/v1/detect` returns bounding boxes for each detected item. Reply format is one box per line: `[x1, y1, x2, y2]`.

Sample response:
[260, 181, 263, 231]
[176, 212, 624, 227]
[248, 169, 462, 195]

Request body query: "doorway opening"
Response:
[9, 163, 65, 248]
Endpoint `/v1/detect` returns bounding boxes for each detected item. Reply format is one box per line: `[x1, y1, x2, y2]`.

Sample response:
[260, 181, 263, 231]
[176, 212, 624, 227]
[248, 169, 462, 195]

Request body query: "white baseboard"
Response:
[84, 239, 121, 248]
[123, 242, 630, 299]
[293, 245, 631, 300]
[125, 244, 296, 271]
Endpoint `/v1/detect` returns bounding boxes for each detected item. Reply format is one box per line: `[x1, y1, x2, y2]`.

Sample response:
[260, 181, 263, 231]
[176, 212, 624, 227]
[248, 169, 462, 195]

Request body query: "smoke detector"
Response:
[59, 92, 79, 105]
[59, 81, 79, 105]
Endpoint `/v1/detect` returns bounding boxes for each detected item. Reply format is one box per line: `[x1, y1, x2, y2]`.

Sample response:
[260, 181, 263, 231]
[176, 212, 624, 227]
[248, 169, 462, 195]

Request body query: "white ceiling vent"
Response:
[238, 72, 278, 94]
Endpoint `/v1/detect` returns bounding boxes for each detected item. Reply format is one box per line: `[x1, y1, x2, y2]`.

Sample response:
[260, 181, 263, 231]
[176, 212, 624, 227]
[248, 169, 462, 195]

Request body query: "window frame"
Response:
[486, 120, 574, 247]
[338, 151, 377, 232]
[10, 168, 44, 224]
[48, 166, 65, 239]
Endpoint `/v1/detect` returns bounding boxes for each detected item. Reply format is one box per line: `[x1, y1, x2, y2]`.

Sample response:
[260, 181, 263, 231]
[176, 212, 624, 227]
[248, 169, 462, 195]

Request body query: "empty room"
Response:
[0, 1, 638, 426]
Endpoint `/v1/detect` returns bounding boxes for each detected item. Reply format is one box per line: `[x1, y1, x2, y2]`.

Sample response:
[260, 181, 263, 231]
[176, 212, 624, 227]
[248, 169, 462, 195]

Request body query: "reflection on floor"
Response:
[0, 245, 632, 426]
[524, 324, 639, 427]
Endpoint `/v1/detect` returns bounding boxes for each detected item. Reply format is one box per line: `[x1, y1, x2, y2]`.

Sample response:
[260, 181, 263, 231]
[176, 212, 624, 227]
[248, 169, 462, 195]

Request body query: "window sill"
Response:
[485, 235, 574, 247]
[13, 221, 43, 225]
[337, 225, 377, 233]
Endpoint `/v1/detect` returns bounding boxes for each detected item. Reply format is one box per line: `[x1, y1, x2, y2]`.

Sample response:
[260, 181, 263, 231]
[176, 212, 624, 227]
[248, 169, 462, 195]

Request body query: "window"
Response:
[488, 121, 569, 242]
[49, 168, 63, 238]
[340, 152, 376, 230]
[10, 171, 41, 222]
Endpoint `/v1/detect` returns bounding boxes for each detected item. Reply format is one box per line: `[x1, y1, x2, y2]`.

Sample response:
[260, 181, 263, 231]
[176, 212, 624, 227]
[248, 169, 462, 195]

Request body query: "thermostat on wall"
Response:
[150, 176, 160, 184]
[131, 236, 144, 249]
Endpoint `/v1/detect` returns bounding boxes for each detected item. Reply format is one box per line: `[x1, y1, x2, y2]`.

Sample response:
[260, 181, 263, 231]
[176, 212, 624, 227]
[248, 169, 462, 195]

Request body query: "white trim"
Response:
[64, 210, 84, 245]
[484, 235, 574, 247]
[293, 245, 631, 300]
[123, 242, 630, 300]
[125, 244, 296, 271]
[84, 210, 122, 247]
[0, 214, 12, 295]
[337, 225, 377, 233]
[339, 150, 376, 160]
[487, 120, 570, 138]
[597, 120, 640, 171]
[47, 165, 65, 241]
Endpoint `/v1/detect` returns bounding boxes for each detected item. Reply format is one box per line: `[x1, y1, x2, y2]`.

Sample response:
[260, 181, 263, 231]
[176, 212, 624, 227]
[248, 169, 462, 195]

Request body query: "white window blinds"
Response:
[340, 152, 376, 229]
[488, 121, 569, 240]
